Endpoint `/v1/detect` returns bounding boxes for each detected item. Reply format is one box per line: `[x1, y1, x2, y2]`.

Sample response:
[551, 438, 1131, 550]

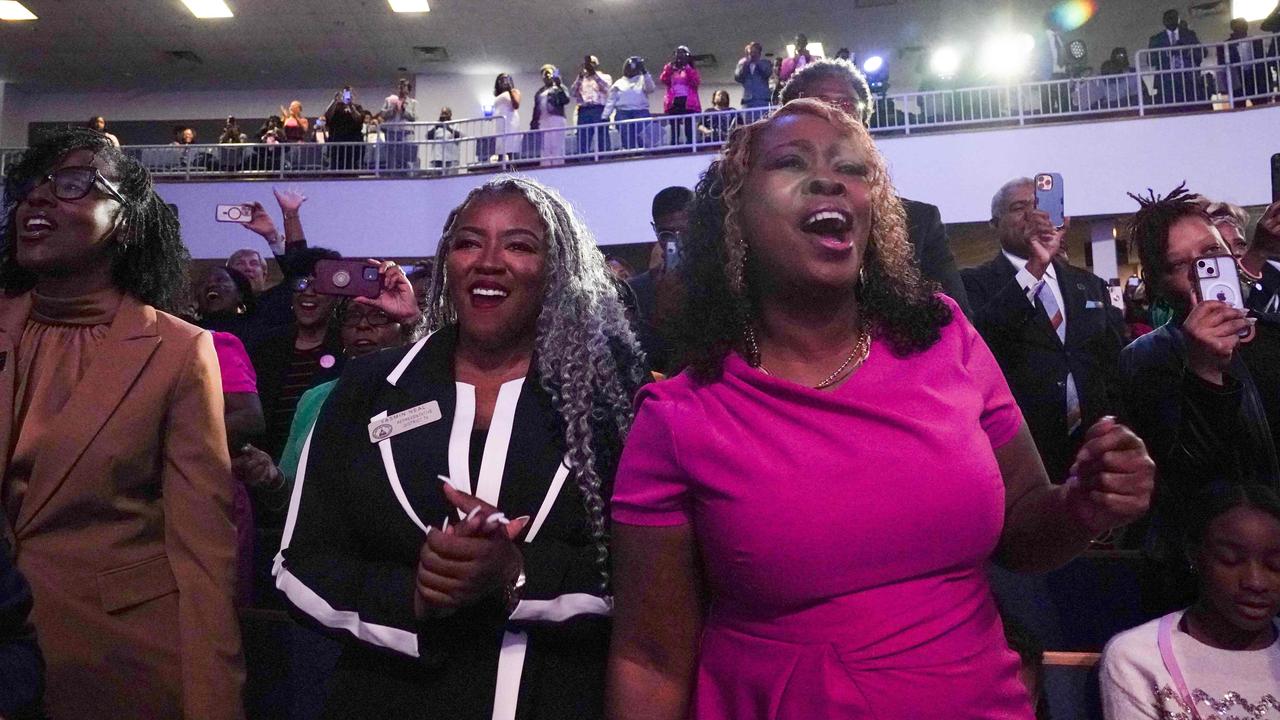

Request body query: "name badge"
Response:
[369, 401, 442, 443]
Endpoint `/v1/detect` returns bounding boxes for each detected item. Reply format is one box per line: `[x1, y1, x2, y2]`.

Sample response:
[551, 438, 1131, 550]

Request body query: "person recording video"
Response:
[324, 85, 365, 171]
[659, 45, 701, 145]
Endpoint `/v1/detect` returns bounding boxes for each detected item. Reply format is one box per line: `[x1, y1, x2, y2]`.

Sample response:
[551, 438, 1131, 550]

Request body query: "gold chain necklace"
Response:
[744, 323, 872, 389]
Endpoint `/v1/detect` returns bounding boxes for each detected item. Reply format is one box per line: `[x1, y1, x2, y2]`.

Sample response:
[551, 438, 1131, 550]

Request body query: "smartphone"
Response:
[342, 89, 352, 104]
[663, 240, 680, 272]
[1270, 152, 1279, 203]
[214, 204, 254, 223]
[1193, 254, 1250, 337]
[313, 259, 383, 298]
[1034, 172, 1065, 229]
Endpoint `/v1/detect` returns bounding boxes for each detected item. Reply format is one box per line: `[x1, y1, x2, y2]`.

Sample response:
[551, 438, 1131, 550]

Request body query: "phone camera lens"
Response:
[363, 267, 380, 281]
[332, 270, 351, 288]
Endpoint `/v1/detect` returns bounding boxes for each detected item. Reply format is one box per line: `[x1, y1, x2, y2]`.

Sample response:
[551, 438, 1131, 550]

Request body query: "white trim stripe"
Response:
[385, 333, 431, 386]
[448, 383, 476, 510]
[272, 421, 420, 658]
[509, 593, 613, 623]
[492, 631, 528, 720]
[274, 424, 316, 576]
[372, 410, 429, 534]
[524, 458, 570, 544]
[475, 377, 524, 506]
[276, 568, 420, 657]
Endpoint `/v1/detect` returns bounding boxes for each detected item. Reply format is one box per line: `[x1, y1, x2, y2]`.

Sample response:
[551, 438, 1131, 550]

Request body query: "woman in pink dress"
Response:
[606, 100, 1156, 719]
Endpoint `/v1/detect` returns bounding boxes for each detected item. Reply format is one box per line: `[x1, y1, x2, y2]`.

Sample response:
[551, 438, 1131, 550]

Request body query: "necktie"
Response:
[1035, 280, 1065, 342]
[1036, 280, 1081, 433]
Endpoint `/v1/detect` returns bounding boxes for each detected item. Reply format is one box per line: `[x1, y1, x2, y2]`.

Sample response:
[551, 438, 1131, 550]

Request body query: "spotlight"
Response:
[930, 47, 962, 79]
[862, 55, 889, 95]
[1068, 39, 1087, 61]
[980, 34, 1034, 78]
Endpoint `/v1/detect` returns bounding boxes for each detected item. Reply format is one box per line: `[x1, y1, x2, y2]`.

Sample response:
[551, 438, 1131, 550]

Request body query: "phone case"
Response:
[1034, 173, 1065, 228]
[1193, 255, 1243, 310]
[214, 204, 254, 223]
[313, 259, 382, 298]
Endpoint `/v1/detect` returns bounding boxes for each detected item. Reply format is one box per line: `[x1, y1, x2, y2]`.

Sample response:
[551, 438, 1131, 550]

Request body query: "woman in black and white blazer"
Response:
[275, 176, 645, 720]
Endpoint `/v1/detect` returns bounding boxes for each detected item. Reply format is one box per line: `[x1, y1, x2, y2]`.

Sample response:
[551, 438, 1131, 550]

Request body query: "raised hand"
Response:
[1183, 299, 1249, 385]
[273, 187, 307, 215]
[352, 259, 421, 324]
[1025, 212, 1069, 279]
[242, 201, 279, 240]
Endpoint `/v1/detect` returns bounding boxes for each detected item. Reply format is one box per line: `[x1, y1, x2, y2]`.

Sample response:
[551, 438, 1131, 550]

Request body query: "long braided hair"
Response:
[423, 176, 646, 592]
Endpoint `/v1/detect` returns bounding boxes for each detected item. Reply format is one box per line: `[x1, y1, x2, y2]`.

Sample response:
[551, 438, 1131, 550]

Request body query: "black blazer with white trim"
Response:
[275, 327, 615, 720]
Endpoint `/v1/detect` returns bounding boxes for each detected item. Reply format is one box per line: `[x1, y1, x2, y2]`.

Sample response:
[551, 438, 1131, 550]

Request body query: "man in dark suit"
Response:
[0, 534, 42, 719]
[962, 177, 1126, 483]
[1148, 8, 1207, 105]
[778, 59, 972, 316]
[626, 186, 692, 374]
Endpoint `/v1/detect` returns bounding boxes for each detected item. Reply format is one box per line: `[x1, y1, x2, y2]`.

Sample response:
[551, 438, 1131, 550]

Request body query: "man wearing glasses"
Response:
[779, 59, 972, 317]
[625, 186, 693, 374]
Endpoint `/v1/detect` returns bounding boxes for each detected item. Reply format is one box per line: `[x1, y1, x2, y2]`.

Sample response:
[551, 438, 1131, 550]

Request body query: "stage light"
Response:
[179, 0, 233, 18]
[930, 47, 962, 79]
[786, 42, 826, 59]
[980, 34, 1034, 78]
[1232, 0, 1275, 21]
[862, 55, 884, 74]
[0, 1, 36, 20]
[1068, 39, 1087, 61]
[388, 0, 429, 11]
[1050, 0, 1097, 32]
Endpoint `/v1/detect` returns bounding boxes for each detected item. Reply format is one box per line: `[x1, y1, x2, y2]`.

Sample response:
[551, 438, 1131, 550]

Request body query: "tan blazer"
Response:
[0, 292, 245, 720]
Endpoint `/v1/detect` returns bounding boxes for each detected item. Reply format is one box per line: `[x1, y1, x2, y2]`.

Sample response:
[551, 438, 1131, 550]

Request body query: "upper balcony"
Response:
[4, 36, 1278, 260]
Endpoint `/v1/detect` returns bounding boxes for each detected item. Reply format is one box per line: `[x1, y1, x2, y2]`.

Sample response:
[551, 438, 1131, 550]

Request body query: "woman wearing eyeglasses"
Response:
[0, 128, 245, 719]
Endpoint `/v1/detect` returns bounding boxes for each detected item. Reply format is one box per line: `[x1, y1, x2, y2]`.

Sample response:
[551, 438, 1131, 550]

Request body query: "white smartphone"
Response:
[215, 204, 254, 223]
[1193, 254, 1250, 337]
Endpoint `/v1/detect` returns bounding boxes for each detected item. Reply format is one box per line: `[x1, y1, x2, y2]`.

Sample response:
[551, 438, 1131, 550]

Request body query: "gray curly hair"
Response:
[423, 176, 646, 591]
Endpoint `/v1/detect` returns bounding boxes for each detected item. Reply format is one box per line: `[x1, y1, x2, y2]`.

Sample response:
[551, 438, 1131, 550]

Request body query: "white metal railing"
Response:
[1, 32, 1275, 181]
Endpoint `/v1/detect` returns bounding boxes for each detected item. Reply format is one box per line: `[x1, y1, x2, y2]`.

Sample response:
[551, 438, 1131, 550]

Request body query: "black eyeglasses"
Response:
[341, 309, 395, 328]
[20, 166, 126, 204]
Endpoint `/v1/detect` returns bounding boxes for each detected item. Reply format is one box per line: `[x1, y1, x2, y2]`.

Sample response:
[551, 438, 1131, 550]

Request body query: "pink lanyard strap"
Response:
[1158, 613, 1202, 720]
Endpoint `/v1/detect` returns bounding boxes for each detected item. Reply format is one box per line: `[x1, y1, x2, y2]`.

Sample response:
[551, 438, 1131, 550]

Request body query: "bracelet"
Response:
[283, 212, 299, 220]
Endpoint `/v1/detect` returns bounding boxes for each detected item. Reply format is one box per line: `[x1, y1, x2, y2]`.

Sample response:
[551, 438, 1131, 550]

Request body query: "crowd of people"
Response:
[69, 5, 1280, 176]
[0, 47, 1277, 720]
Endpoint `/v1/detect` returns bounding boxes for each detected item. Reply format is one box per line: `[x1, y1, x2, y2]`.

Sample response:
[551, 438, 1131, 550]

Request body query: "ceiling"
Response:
[0, 0, 1237, 91]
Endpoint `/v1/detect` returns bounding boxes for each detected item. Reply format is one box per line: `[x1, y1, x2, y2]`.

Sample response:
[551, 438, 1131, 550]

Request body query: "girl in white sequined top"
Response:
[1100, 485, 1280, 719]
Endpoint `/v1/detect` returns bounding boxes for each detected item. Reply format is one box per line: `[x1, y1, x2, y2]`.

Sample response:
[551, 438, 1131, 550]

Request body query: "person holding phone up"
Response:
[659, 45, 701, 146]
[962, 176, 1127, 485]
[1120, 185, 1280, 611]
[323, 86, 365, 171]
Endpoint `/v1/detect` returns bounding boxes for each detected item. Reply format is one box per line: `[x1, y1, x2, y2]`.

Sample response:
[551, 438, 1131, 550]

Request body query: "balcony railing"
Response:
[2, 32, 1276, 181]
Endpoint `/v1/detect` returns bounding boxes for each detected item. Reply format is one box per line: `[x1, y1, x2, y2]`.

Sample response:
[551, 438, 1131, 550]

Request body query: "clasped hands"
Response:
[1062, 417, 1155, 538]
[414, 483, 529, 619]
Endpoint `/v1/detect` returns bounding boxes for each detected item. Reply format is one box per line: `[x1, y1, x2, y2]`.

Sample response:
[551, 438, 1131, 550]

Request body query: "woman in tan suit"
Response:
[0, 128, 244, 719]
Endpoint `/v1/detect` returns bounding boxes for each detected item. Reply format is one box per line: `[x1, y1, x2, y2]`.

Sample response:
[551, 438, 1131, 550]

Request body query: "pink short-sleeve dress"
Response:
[210, 330, 258, 606]
[613, 297, 1035, 719]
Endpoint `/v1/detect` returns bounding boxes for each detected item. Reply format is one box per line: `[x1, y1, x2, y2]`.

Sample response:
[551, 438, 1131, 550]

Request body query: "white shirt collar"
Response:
[1003, 250, 1057, 280]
